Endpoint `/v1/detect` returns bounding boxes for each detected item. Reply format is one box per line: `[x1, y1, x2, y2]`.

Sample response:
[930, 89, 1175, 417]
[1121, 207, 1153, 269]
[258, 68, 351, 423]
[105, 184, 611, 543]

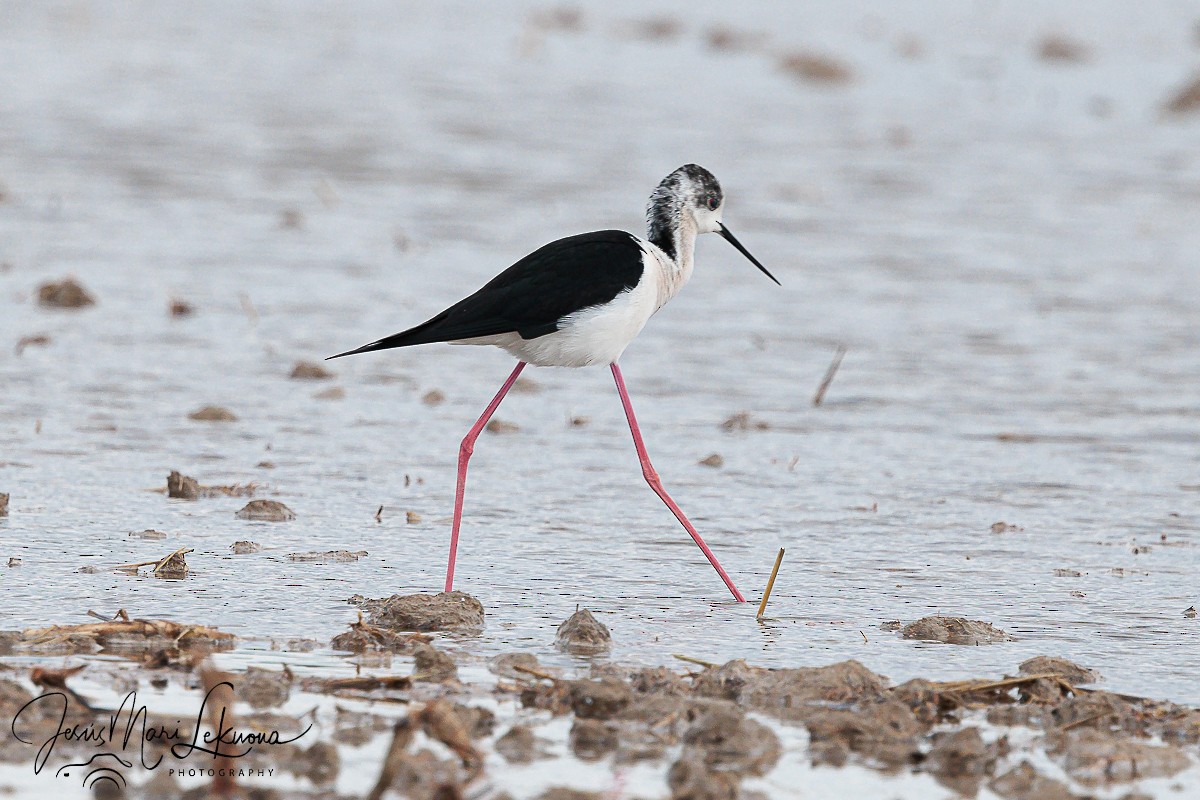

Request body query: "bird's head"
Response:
[648, 164, 779, 285]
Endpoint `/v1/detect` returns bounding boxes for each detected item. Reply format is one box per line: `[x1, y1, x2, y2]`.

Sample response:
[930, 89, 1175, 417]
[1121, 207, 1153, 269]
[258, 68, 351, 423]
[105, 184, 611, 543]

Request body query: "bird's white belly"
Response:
[455, 263, 661, 368]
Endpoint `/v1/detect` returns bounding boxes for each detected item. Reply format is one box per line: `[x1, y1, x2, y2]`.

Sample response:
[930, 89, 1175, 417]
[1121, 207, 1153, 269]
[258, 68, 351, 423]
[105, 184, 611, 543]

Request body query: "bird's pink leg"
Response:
[610, 363, 746, 602]
[445, 361, 526, 592]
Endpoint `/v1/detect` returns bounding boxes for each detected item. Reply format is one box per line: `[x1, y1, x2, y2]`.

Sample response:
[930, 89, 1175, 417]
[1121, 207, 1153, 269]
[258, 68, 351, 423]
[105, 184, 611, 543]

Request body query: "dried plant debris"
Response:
[37, 277, 95, 308]
[287, 550, 367, 563]
[0, 613, 234, 655]
[236, 499, 296, 521]
[188, 405, 238, 422]
[117, 547, 192, 578]
[290, 360, 335, 380]
[901, 616, 1012, 645]
[350, 591, 485, 632]
[231, 540, 262, 554]
[0, 492, 8, 516]
[555, 608, 612, 654]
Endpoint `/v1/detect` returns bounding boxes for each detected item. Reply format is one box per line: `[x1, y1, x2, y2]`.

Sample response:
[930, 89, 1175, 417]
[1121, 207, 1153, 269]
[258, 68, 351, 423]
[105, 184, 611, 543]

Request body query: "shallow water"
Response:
[2, 0, 1199, 735]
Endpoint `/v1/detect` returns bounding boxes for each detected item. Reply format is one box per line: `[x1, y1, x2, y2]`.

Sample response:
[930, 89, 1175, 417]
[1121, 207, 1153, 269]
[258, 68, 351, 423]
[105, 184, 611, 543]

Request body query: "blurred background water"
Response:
[1, 1, 1199, 703]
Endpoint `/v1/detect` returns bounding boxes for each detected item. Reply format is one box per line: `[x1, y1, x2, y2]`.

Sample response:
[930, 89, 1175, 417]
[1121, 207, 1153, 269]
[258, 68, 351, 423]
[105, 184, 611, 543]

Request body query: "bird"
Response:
[330, 164, 778, 602]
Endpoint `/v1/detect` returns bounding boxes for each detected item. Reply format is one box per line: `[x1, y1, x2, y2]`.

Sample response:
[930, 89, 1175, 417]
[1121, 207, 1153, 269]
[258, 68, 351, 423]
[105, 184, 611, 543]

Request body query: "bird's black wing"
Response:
[329, 230, 645, 358]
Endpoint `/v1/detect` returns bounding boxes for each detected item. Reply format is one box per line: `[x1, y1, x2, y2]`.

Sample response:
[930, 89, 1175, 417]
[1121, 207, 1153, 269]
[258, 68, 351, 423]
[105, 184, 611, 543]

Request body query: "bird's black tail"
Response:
[326, 314, 451, 360]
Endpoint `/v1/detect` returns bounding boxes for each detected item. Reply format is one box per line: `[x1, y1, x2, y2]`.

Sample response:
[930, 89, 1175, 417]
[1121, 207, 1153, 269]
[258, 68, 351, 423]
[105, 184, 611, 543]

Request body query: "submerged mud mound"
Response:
[236, 499, 296, 521]
[351, 591, 485, 632]
[555, 608, 611, 654]
[902, 616, 1012, 645]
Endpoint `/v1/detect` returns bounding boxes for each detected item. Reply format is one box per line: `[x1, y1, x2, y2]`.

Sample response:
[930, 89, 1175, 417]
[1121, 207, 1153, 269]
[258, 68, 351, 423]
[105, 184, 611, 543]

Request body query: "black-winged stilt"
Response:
[330, 164, 778, 602]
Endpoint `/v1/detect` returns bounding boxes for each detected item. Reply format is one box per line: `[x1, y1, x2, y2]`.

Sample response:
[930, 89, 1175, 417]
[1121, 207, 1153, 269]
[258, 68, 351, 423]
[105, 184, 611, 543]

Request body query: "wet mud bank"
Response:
[0, 597, 1196, 799]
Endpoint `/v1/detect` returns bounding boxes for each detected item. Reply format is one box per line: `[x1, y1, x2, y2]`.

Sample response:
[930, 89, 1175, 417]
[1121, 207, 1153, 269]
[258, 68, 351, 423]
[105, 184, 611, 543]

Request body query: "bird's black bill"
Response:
[718, 223, 779, 286]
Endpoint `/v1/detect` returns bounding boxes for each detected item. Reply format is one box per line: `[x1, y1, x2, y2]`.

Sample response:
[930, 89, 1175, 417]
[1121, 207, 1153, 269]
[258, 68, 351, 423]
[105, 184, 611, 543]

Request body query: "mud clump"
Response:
[569, 678, 632, 719]
[555, 608, 611, 653]
[236, 500, 296, 521]
[496, 724, 540, 763]
[805, 699, 926, 769]
[37, 278, 95, 308]
[486, 419, 519, 434]
[489, 652, 553, 680]
[720, 411, 769, 432]
[1048, 728, 1191, 785]
[1035, 34, 1089, 63]
[294, 740, 340, 785]
[570, 718, 618, 760]
[1018, 655, 1099, 684]
[902, 616, 1011, 645]
[0, 678, 33, 717]
[189, 405, 238, 422]
[989, 760, 1078, 800]
[412, 643, 457, 682]
[779, 52, 854, 85]
[421, 389, 445, 405]
[238, 667, 292, 709]
[231, 541, 262, 554]
[0, 493, 7, 516]
[921, 727, 1002, 796]
[167, 470, 200, 500]
[694, 659, 888, 716]
[667, 751, 740, 800]
[287, 550, 366, 563]
[168, 471, 257, 500]
[130, 530, 167, 541]
[1165, 73, 1200, 115]
[353, 591, 485, 632]
[314, 386, 345, 400]
[331, 616, 430, 653]
[290, 361, 335, 380]
[682, 700, 781, 777]
[698, 453, 724, 468]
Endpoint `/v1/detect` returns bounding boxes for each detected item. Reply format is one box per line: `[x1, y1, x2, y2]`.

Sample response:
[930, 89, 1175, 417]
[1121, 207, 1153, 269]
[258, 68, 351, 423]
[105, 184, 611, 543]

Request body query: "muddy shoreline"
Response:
[1, 594, 1196, 799]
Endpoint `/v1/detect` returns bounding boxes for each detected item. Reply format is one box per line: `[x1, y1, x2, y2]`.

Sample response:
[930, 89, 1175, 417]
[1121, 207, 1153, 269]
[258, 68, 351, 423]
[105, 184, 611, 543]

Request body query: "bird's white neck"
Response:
[646, 212, 697, 311]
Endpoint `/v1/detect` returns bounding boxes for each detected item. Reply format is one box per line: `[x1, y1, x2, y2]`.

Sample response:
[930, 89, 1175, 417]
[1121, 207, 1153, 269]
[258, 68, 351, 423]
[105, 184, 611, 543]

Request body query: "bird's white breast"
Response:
[465, 245, 684, 368]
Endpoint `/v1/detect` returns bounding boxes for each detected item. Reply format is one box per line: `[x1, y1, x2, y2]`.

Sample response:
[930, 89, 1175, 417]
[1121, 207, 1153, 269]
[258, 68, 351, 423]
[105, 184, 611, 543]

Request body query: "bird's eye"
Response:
[706, 196, 720, 211]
